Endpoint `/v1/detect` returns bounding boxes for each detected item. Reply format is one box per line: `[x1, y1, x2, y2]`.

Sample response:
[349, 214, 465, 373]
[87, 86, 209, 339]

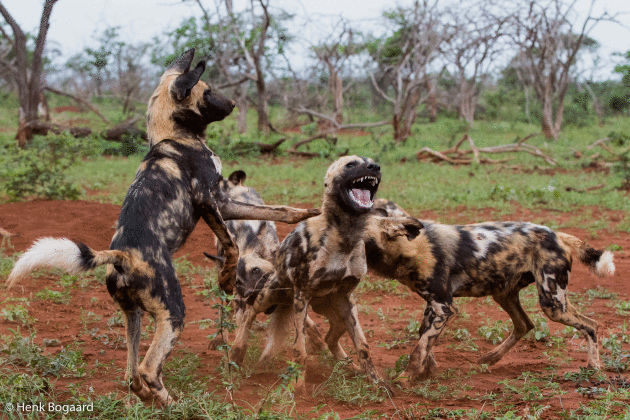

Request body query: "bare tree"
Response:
[0, 0, 58, 147]
[370, 0, 449, 143]
[309, 19, 365, 126]
[505, 0, 616, 139]
[185, 0, 290, 136]
[445, 1, 506, 127]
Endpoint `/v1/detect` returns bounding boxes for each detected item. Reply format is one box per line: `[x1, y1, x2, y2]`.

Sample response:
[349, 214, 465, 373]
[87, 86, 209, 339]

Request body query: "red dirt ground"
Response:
[1, 200, 629, 418]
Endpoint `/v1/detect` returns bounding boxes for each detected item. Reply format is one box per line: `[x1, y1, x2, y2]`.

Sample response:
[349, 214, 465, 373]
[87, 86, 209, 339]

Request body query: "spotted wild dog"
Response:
[5, 49, 319, 406]
[367, 198, 616, 385]
[246, 156, 422, 393]
[204, 170, 326, 365]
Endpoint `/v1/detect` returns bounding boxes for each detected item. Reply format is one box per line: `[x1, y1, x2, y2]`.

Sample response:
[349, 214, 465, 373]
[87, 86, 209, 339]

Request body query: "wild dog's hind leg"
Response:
[122, 306, 152, 402]
[477, 290, 535, 365]
[400, 299, 454, 385]
[137, 271, 186, 406]
[536, 269, 600, 369]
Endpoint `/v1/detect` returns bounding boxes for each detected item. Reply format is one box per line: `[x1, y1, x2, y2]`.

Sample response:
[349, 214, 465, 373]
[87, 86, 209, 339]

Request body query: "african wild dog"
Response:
[204, 170, 326, 365]
[247, 156, 422, 393]
[6, 49, 318, 406]
[367, 198, 615, 385]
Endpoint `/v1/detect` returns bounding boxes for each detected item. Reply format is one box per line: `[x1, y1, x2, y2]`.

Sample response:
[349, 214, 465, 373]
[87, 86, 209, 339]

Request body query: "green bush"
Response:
[1, 134, 83, 201]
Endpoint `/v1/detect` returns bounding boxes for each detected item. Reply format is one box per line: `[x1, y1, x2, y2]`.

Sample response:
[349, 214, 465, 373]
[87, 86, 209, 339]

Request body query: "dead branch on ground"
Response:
[102, 117, 147, 142]
[255, 138, 285, 154]
[416, 133, 556, 166]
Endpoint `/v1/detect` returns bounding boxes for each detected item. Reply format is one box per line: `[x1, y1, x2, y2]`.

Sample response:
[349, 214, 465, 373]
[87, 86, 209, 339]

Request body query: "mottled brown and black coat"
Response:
[249, 157, 422, 393]
[367, 199, 616, 385]
[7, 49, 318, 406]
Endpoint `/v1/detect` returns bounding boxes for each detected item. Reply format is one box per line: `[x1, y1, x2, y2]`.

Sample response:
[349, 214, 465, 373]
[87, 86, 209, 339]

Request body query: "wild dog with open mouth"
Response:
[246, 156, 422, 393]
[367, 198, 616, 385]
[5, 49, 318, 406]
[204, 170, 326, 365]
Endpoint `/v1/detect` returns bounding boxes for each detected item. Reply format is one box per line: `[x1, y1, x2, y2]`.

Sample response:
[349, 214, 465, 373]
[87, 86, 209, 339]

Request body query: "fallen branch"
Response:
[23, 120, 92, 138]
[565, 183, 605, 193]
[44, 86, 110, 124]
[255, 138, 285, 154]
[102, 117, 147, 142]
[416, 133, 555, 166]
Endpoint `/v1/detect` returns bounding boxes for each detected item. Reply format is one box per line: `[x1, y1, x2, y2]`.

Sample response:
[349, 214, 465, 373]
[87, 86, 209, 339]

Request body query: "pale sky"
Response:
[3, 0, 630, 78]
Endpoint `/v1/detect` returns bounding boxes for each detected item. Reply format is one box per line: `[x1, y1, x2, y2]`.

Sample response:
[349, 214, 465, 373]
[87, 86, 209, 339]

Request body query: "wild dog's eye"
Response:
[251, 267, 262, 276]
[345, 161, 357, 168]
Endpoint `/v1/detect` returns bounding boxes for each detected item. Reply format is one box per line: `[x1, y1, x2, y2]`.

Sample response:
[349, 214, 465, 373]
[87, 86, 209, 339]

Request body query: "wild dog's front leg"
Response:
[201, 207, 238, 294]
[399, 300, 454, 386]
[292, 289, 310, 392]
[219, 198, 320, 224]
[329, 292, 393, 394]
[231, 304, 257, 366]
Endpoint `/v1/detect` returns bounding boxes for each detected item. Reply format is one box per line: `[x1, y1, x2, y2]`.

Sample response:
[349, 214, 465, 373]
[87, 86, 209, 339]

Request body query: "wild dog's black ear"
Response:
[203, 252, 226, 264]
[228, 170, 247, 186]
[171, 61, 206, 101]
[403, 219, 424, 241]
[167, 48, 195, 73]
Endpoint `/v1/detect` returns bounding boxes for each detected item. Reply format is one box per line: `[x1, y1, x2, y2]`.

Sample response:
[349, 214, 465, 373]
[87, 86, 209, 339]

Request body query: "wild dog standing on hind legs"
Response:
[5, 49, 318, 406]
[204, 170, 326, 365]
[248, 156, 422, 393]
[368, 199, 616, 385]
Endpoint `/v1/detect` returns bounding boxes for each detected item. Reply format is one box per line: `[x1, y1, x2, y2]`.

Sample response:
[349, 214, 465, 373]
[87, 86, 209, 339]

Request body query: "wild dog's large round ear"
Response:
[228, 170, 247, 186]
[403, 219, 424, 241]
[167, 48, 196, 73]
[171, 61, 206, 101]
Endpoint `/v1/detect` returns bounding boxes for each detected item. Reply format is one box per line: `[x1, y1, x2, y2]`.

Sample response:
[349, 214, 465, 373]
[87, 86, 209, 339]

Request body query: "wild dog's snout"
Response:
[367, 162, 380, 171]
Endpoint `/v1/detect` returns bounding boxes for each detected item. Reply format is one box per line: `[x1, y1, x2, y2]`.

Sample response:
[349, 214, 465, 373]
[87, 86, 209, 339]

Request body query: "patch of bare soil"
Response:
[1, 200, 629, 418]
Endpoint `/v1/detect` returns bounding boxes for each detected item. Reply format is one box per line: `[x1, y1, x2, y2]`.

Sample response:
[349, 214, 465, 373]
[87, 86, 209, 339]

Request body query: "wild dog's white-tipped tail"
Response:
[596, 250, 615, 277]
[6, 238, 85, 288]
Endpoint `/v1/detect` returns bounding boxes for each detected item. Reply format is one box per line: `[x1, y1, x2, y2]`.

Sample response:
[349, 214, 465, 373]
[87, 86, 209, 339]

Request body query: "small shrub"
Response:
[1, 134, 83, 201]
[478, 320, 510, 345]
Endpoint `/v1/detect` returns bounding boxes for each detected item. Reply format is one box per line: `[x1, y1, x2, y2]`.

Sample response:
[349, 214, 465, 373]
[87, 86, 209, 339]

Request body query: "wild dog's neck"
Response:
[322, 195, 370, 233]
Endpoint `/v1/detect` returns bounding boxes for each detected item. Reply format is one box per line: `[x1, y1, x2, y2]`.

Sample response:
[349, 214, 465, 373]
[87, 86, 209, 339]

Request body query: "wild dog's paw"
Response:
[286, 207, 321, 224]
[218, 248, 238, 294]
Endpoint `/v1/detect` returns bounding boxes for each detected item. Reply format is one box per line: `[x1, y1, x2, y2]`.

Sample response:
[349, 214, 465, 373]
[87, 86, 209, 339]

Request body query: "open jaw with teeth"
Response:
[349, 176, 379, 209]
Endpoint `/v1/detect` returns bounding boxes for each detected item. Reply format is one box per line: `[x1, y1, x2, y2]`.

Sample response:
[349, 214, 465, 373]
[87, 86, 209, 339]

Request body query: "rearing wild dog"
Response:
[6, 49, 318, 406]
[367, 198, 615, 385]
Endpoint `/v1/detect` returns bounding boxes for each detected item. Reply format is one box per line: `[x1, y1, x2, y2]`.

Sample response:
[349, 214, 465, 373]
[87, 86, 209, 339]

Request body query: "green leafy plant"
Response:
[1, 134, 83, 201]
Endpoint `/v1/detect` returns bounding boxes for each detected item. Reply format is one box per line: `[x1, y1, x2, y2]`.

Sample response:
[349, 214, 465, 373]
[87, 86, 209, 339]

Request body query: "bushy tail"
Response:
[6, 237, 135, 289]
[556, 232, 615, 277]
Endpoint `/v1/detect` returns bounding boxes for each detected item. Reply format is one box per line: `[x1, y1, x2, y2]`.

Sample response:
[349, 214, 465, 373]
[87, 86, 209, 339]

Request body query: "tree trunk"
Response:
[0, 0, 58, 147]
[458, 80, 475, 127]
[393, 87, 421, 143]
[425, 77, 437, 123]
[235, 83, 249, 134]
[330, 68, 343, 125]
[541, 97, 559, 139]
